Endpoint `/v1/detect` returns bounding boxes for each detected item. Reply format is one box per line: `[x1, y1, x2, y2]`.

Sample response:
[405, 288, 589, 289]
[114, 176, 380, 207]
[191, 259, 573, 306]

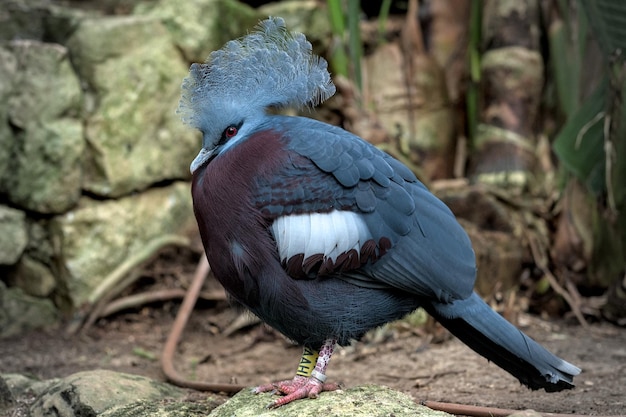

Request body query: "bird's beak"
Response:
[190, 148, 214, 174]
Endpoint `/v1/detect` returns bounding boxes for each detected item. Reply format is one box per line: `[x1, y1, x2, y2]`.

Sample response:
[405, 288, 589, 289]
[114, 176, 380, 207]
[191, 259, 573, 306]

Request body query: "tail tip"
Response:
[528, 359, 581, 392]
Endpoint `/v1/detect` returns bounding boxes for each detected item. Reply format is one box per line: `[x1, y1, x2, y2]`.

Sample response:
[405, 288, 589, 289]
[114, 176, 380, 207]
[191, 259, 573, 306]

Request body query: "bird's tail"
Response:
[423, 292, 581, 392]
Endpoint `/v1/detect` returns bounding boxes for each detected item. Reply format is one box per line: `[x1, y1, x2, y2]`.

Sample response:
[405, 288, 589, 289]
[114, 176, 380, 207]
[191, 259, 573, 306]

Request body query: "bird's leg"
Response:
[253, 339, 340, 408]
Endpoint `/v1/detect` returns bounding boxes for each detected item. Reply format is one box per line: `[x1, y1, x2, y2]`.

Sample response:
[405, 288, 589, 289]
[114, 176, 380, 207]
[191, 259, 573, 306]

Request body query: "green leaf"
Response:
[347, 0, 363, 93]
[327, 0, 348, 78]
[553, 80, 608, 195]
[549, 18, 580, 119]
[579, 0, 626, 56]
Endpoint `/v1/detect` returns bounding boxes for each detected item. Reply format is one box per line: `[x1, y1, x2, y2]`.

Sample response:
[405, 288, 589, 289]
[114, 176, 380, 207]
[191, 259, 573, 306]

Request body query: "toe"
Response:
[267, 378, 324, 408]
[253, 380, 289, 394]
[258, 375, 340, 407]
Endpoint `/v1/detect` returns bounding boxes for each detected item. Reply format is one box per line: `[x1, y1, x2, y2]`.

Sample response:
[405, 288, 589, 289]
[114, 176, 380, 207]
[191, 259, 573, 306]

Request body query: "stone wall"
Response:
[0, 0, 269, 338]
[0, 0, 329, 338]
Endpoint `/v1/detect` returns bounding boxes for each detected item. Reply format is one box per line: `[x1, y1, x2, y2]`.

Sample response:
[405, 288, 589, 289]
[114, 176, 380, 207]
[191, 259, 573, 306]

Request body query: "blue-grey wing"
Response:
[252, 115, 476, 302]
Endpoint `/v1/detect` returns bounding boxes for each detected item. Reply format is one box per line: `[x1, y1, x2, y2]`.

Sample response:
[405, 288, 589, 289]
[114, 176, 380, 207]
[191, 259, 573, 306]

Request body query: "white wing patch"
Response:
[271, 210, 373, 263]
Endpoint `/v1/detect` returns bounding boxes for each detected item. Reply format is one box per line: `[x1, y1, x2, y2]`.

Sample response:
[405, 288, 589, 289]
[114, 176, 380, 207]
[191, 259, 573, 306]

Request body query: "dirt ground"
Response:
[1, 252, 625, 416]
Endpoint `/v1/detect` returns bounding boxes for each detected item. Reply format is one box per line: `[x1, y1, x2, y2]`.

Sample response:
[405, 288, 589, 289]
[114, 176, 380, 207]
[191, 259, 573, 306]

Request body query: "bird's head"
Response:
[178, 17, 336, 173]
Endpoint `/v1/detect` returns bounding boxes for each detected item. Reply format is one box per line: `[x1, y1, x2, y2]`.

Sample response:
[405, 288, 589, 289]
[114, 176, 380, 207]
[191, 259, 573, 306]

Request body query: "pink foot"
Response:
[252, 375, 339, 408]
[252, 340, 339, 408]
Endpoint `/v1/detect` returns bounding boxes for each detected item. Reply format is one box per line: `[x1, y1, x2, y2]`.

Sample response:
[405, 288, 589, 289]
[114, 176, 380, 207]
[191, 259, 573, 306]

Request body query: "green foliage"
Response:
[466, 0, 482, 144]
[552, 0, 626, 284]
[327, 0, 349, 79]
[346, 0, 363, 92]
[377, 0, 392, 43]
[552, 1, 626, 209]
[553, 80, 607, 195]
[549, 2, 588, 119]
[327, 0, 364, 89]
[580, 1, 626, 57]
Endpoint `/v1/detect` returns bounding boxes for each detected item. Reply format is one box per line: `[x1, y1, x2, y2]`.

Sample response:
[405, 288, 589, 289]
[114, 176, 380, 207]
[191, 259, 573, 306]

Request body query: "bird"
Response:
[178, 17, 580, 408]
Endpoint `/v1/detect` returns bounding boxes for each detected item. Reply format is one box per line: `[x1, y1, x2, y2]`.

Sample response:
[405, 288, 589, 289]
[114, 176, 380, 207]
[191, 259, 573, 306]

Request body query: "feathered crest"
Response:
[178, 17, 336, 130]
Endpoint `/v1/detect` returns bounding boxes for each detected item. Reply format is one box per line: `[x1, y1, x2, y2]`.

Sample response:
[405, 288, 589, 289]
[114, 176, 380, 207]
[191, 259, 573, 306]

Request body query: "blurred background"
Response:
[0, 0, 625, 414]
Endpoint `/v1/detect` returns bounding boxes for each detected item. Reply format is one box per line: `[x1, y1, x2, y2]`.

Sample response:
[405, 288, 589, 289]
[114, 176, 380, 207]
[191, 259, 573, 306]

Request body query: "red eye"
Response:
[225, 126, 238, 138]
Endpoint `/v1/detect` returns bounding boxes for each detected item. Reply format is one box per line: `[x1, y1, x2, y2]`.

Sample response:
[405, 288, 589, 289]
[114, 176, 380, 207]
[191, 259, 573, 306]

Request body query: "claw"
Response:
[252, 381, 283, 394]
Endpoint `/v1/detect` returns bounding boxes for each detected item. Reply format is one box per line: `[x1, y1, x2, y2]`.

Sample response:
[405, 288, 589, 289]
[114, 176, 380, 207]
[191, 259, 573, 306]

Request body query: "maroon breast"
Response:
[191, 130, 290, 304]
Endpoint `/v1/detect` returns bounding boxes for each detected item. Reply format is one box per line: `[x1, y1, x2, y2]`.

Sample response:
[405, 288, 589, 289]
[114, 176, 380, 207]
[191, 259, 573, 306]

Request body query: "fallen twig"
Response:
[525, 230, 588, 328]
[99, 288, 227, 318]
[79, 267, 143, 334]
[66, 235, 191, 335]
[377, 369, 464, 382]
[161, 255, 245, 393]
[422, 400, 622, 417]
[87, 235, 191, 306]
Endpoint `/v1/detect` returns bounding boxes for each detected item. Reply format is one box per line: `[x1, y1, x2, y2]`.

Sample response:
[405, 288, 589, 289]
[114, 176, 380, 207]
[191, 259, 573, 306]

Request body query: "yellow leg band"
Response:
[295, 347, 319, 377]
